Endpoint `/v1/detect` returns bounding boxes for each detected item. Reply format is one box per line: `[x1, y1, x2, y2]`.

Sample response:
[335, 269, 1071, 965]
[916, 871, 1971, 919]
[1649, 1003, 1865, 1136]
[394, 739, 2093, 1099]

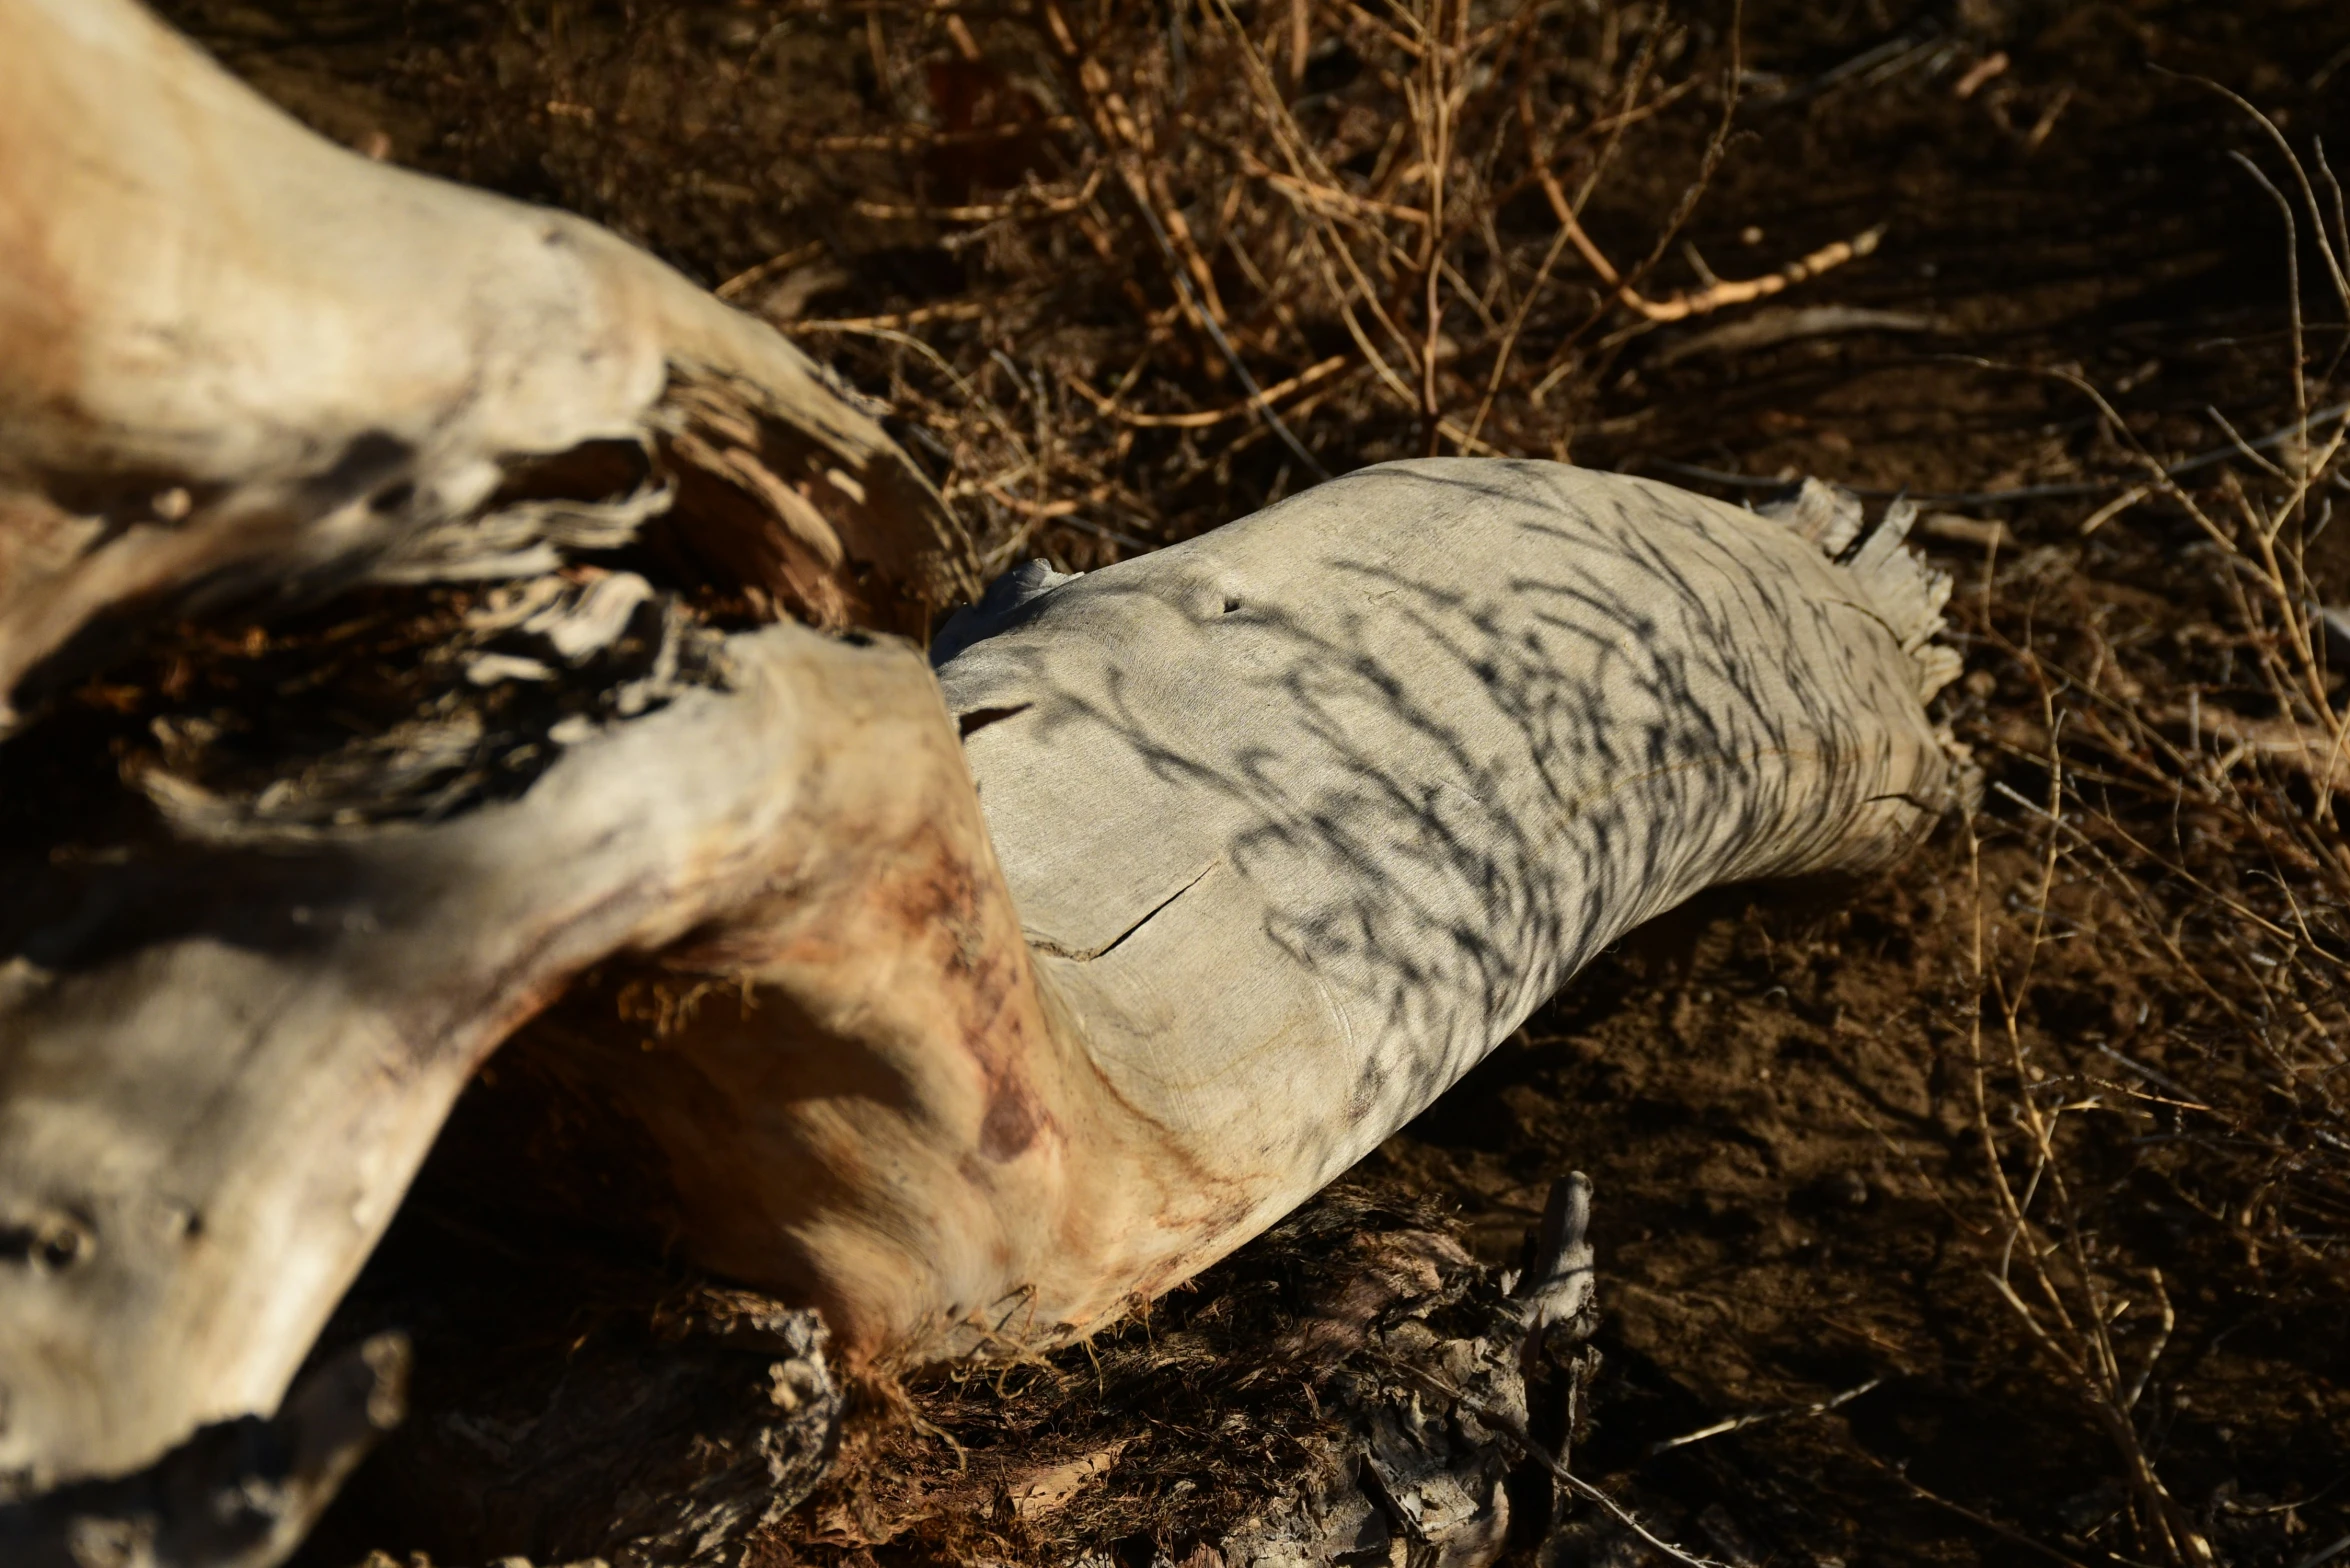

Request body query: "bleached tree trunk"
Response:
[0, 0, 1959, 1530]
[519, 461, 1959, 1367]
[0, 0, 973, 733]
[0, 0, 962, 1492]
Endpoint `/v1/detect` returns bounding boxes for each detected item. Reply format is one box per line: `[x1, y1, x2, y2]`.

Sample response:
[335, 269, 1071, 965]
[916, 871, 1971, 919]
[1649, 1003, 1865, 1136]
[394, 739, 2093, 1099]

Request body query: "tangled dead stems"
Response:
[1948, 94, 2350, 1568]
[671, 0, 1896, 572]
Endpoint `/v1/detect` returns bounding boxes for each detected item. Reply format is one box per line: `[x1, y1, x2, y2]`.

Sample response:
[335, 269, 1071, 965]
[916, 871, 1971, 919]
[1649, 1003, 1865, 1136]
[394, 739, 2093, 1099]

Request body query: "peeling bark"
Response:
[347, 1292, 839, 1567]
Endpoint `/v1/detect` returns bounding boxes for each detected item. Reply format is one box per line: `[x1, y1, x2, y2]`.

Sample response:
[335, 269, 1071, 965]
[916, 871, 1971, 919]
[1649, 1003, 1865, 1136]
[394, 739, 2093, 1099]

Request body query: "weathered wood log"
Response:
[0, 0, 961, 1495]
[515, 461, 1958, 1369]
[0, 0, 972, 736]
[0, 464, 1953, 1502]
[0, 618, 973, 1484]
[0, 0, 1961, 1536]
[0, 1333, 408, 1568]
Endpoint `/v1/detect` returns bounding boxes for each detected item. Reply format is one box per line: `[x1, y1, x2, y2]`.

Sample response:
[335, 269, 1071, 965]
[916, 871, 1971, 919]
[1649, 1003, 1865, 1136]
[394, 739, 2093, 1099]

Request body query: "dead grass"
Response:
[795, 20, 2350, 1558]
[1930, 106, 2350, 1568]
[793, 0, 1900, 570]
[276, 0, 1884, 571]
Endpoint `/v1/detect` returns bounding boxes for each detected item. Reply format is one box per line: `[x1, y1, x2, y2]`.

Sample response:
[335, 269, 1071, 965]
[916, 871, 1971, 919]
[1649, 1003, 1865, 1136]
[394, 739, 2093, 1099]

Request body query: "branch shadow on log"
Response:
[276, 446, 1957, 1564]
[0, 459, 1948, 1561]
[929, 458, 1948, 1226]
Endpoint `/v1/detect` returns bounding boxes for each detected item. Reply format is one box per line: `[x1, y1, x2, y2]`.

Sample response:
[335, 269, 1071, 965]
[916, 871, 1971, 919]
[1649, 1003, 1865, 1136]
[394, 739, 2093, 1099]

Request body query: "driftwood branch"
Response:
[510, 461, 1957, 1371]
[0, 0, 973, 737]
[0, 0, 1962, 1537]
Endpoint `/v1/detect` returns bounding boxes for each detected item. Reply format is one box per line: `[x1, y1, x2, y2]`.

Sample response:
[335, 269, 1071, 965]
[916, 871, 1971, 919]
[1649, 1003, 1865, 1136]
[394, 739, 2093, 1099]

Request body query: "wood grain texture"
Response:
[0, 463, 1954, 1487]
[0, 625, 926, 1481]
[0, 0, 972, 733]
[534, 462, 1958, 1370]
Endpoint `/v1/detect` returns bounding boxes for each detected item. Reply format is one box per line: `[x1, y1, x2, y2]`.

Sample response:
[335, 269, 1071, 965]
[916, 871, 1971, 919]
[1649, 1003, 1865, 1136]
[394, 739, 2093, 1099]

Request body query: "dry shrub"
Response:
[1945, 112, 2350, 1568]
[296, 0, 1882, 571]
[790, 0, 1897, 571]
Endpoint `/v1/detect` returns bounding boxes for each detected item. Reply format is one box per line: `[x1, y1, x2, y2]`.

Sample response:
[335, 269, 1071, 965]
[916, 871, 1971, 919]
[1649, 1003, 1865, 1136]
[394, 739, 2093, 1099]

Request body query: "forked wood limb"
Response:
[1, 460, 1957, 1496]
